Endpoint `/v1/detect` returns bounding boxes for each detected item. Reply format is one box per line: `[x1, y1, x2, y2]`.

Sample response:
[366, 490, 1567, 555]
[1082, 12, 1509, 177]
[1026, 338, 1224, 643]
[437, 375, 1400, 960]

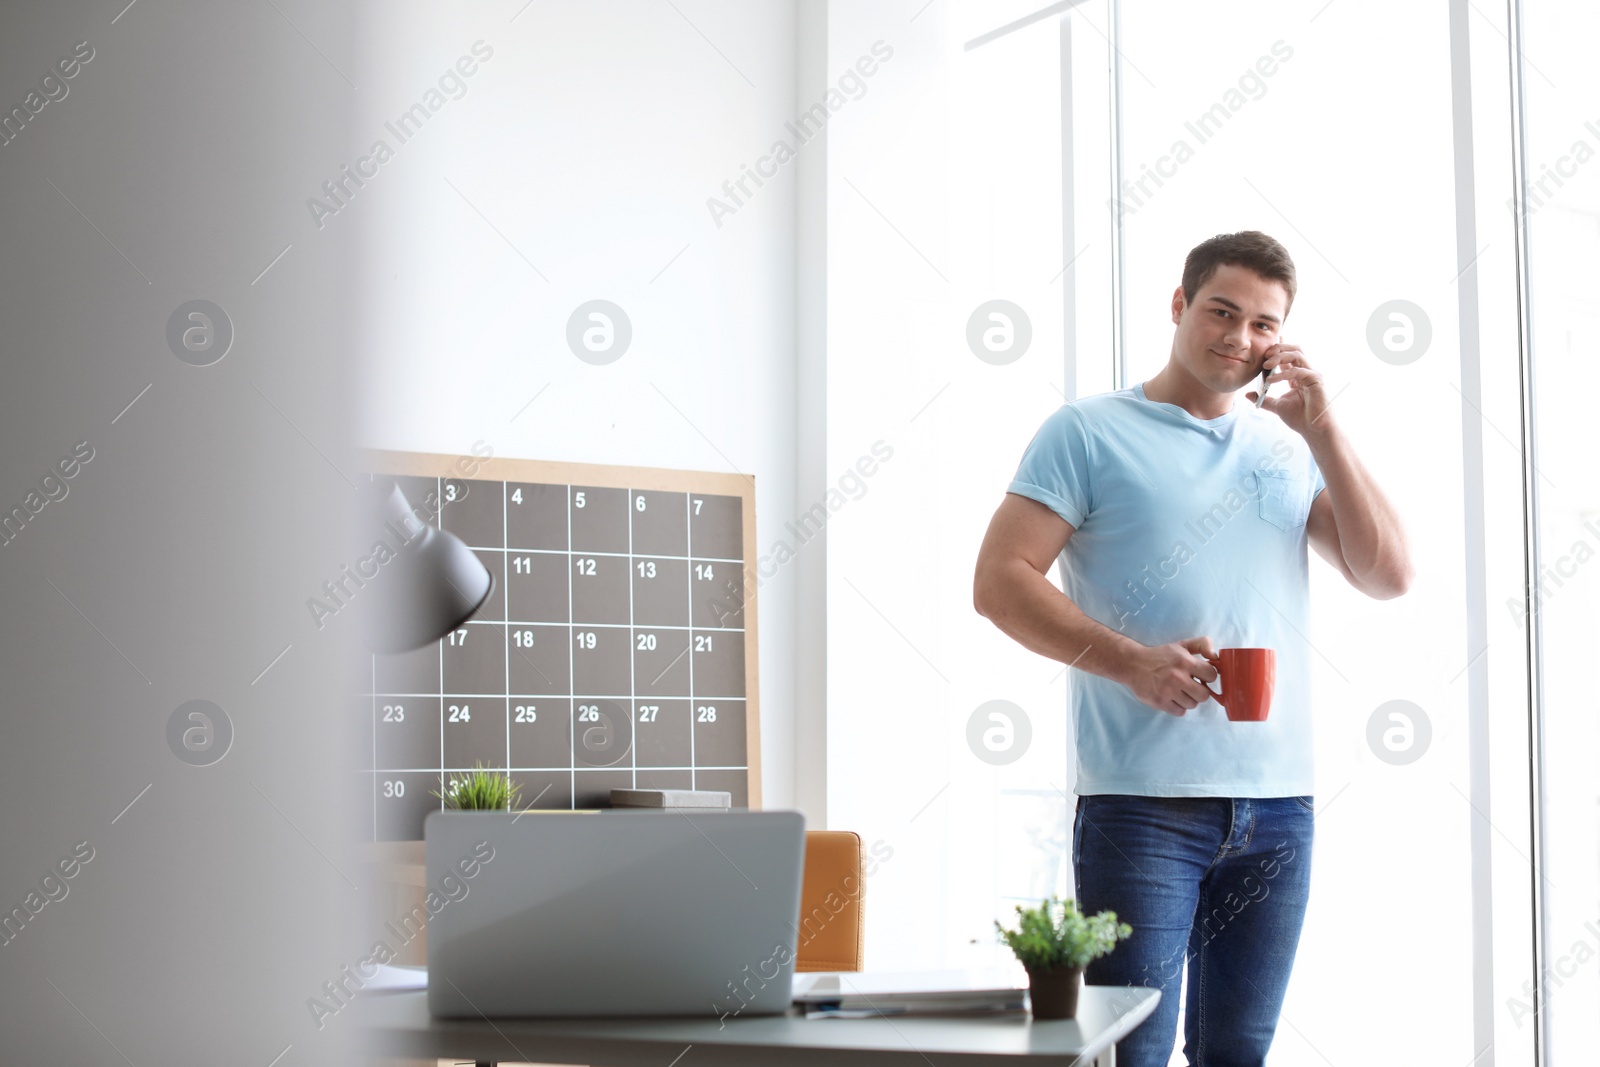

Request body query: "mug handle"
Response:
[1201, 653, 1225, 709]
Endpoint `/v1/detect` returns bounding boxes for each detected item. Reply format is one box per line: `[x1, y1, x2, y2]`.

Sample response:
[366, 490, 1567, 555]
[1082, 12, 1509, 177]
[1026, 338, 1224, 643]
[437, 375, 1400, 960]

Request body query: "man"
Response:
[972, 231, 1412, 1065]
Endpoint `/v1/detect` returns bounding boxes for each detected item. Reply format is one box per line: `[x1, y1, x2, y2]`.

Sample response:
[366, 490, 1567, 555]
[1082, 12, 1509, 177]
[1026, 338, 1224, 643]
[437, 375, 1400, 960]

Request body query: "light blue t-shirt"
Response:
[1007, 382, 1327, 798]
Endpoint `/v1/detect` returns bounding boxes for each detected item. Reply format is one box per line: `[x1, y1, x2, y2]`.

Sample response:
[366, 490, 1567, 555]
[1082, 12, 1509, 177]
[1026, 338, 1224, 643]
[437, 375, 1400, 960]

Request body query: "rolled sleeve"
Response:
[1007, 480, 1085, 528]
[1008, 404, 1094, 529]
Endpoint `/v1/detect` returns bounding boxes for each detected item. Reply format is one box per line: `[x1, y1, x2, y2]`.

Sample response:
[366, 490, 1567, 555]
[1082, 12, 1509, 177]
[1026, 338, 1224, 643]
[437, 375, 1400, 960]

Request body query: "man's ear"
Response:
[1171, 286, 1186, 326]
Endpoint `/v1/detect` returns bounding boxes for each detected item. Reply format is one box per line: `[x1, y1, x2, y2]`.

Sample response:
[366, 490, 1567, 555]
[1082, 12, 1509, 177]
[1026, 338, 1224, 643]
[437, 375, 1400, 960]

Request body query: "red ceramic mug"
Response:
[1202, 648, 1276, 722]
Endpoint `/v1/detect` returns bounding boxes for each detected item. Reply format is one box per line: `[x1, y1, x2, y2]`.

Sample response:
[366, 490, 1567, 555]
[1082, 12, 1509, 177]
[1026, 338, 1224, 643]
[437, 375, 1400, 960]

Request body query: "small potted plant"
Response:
[995, 896, 1132, 1020]
[432, 763, 522, 812]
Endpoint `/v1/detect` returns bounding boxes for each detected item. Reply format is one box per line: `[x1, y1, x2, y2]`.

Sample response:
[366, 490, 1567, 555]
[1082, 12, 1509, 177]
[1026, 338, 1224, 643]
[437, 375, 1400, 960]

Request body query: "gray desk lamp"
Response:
[365, 478, 493, 653]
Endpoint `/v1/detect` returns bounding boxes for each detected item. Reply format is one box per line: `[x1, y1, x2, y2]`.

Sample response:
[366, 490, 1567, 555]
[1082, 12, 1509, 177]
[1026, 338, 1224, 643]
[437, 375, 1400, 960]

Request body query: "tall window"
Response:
[1519, 3, 1600, 1059]
[1115, 4, 1474, 1061]
[826, 3, 1571, 1061]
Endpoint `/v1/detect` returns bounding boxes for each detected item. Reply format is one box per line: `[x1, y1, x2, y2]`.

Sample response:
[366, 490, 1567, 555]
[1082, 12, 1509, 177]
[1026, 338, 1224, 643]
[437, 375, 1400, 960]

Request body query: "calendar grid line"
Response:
[502, 482, 511, 797]
[372, 766, 748, 773]
[476, 547, 743, 563]
[364, 693, 749, 700]
[436, 476, 445, 816]
[566, 484, 575, 808]
[627, 488, 637, 791]
[371, 650, 377, 841]
[453, 620, 746, 633]
[685, 492, 696, 791]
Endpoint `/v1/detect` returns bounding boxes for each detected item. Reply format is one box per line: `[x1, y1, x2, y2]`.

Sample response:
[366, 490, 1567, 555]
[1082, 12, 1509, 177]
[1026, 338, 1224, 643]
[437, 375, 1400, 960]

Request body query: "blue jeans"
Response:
[1072, 794, 1314, 1067]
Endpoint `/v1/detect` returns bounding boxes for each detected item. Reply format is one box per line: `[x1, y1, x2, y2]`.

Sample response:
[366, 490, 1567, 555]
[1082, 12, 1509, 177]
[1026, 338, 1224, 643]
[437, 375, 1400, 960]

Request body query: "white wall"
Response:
[821, 0, 1081, 972]
[349, 0, 806, 809]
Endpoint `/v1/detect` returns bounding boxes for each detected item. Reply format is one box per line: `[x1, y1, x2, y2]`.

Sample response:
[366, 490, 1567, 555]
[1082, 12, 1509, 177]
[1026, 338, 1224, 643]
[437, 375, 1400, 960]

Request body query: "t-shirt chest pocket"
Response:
[1254, 468, 1309, 531]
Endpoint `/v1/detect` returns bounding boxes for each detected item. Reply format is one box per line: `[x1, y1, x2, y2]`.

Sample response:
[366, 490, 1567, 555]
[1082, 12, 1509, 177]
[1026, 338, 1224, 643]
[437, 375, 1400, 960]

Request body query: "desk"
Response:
[357, 987, 1160, 1066]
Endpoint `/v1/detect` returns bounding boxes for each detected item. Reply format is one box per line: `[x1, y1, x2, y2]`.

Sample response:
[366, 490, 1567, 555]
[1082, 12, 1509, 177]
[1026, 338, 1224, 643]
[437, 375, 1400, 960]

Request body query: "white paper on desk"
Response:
[792, 966, 1027, 1002]
[358, 964, 427, 993]
[792, 966, 1030, 1020]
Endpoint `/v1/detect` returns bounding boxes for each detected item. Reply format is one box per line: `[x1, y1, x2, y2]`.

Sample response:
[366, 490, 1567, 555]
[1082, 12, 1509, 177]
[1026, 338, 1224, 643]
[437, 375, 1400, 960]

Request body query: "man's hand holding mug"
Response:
[1119, 638, 1276, 721]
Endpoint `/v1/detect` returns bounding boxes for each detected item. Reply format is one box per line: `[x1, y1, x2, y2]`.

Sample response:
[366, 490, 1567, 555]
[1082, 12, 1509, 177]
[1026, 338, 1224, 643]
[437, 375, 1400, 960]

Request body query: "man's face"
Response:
[1169, 263, 1289, 395]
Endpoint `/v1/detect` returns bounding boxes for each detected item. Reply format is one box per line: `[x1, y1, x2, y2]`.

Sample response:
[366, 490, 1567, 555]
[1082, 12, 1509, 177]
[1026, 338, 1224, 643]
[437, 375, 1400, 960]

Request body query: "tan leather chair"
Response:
[794, 830, 864, 972]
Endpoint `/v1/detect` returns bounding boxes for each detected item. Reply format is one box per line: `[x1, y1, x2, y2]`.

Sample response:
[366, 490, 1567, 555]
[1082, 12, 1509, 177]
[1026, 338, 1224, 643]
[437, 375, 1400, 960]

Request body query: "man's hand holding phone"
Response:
[1246, 343, 1337, 440]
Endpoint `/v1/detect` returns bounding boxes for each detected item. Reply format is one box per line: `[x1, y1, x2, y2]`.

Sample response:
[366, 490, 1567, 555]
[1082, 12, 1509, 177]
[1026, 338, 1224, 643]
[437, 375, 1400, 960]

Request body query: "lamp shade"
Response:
[364, 479, 493, 654]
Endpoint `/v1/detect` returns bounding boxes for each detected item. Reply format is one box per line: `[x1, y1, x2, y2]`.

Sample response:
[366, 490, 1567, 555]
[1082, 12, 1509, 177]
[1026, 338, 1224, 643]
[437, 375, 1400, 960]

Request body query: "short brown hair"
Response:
[1182, 231, 1297, 317]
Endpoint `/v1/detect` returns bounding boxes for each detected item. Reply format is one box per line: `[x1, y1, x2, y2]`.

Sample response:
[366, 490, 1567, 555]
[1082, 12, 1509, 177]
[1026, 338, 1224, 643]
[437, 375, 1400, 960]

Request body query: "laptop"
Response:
[424, 809, 805, 1019]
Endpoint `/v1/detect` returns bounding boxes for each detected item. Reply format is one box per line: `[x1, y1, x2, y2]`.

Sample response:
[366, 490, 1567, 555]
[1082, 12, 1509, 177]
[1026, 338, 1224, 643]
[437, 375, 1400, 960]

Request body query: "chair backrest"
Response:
[795, 830, 864, 972]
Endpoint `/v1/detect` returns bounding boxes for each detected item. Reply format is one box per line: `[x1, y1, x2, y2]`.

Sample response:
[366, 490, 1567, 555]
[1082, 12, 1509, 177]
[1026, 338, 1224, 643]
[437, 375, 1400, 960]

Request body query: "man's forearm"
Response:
[1306, 421, 1415, 597]
[977, 561, 1143, 683]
